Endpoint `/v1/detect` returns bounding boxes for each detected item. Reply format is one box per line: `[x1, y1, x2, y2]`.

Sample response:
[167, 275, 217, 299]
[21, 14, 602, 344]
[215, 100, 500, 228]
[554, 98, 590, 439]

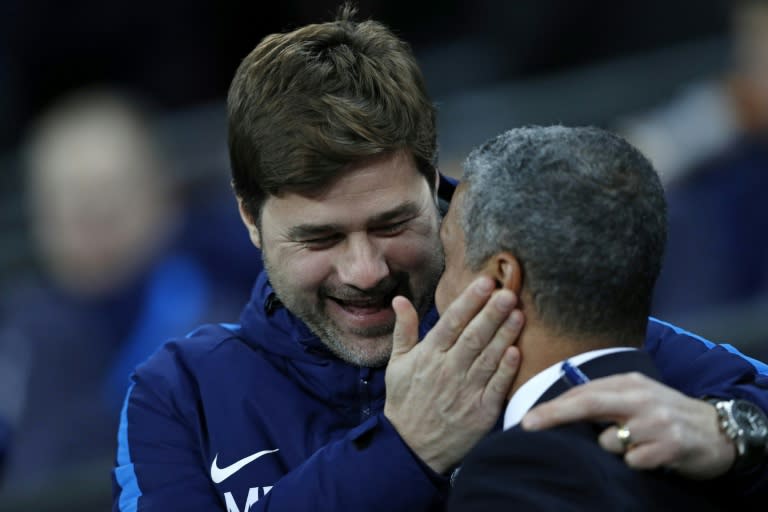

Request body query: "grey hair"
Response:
[460, 125, 666, 343]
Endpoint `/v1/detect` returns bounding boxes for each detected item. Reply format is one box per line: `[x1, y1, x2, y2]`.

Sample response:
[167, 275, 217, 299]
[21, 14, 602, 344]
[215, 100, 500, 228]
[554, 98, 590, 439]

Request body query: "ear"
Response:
[432, 167, 441, 203]
[483, 251, 522, 295]
[237, 197, 262, 249]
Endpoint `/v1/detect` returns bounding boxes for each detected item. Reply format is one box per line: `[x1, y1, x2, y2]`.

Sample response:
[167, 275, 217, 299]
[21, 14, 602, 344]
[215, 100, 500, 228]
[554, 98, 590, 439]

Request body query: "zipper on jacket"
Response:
[358, 367, 372, 422]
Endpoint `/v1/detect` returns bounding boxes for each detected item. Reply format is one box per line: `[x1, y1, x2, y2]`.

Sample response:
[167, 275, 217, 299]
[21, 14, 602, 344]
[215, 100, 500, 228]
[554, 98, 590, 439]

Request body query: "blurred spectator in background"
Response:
[0, 90, 259, 498]
[620, 0, 768, 185]
[637, 0, 768, 360]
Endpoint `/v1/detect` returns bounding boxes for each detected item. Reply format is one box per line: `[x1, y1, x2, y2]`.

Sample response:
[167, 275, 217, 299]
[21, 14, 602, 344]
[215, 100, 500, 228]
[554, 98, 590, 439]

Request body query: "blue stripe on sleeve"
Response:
[649, 317, 768, 374]
[115, 383, 141, 512]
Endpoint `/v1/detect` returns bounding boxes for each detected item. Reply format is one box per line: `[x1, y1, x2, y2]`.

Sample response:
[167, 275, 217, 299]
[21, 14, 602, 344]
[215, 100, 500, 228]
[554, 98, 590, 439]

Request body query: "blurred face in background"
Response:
[731, 2, 768, 131]
[26, 95, 178, 296]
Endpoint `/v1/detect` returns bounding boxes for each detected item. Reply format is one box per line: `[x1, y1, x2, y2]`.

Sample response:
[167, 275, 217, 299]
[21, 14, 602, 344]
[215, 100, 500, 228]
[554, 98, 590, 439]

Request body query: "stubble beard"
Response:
[263, 252, 444, 368]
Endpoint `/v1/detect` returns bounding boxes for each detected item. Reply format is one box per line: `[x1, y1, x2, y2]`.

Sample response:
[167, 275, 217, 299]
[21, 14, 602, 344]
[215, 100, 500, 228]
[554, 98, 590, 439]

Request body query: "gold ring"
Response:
[616, 425, 633, 451]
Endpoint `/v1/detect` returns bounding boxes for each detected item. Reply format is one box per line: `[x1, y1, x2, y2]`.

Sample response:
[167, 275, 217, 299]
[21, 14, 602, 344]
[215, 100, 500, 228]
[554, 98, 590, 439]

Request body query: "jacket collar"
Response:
[535, 349, 661, 407]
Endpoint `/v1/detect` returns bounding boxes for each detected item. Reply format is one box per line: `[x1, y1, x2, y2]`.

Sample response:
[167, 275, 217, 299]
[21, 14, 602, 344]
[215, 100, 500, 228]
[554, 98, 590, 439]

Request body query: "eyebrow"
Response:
[286, 201, 422, 240]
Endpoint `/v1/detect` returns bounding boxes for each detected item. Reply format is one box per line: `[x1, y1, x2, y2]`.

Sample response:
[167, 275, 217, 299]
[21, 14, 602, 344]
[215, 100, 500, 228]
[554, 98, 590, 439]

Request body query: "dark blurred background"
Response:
[2, 0, 768, 510]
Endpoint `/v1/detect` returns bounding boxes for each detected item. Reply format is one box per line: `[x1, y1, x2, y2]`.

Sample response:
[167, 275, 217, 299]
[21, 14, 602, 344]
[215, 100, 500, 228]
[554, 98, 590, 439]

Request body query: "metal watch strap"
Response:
[708, 398, 767, 474]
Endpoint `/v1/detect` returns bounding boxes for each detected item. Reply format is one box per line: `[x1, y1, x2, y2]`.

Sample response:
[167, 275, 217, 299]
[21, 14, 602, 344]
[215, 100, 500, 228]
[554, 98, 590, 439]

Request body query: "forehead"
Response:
[261, 151, 431, 228]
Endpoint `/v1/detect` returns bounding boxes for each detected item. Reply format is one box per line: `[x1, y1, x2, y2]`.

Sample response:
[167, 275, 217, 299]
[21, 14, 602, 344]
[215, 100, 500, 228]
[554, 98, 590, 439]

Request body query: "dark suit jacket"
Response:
[447, 351, 733, 511]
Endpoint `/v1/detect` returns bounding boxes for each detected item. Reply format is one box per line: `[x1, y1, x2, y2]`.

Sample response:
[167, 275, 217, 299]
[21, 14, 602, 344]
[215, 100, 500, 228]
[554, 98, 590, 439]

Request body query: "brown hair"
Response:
[227, 5, 437, 221]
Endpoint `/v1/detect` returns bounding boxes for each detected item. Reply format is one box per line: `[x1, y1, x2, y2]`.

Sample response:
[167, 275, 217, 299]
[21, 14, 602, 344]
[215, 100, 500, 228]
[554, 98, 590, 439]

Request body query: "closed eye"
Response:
[372, 219, 410, 236]
[300, 234, 343, 250]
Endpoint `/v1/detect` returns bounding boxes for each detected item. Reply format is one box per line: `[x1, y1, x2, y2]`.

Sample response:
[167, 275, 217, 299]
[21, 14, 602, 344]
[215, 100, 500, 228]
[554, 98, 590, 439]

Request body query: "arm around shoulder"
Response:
[645, 318, 768, 411]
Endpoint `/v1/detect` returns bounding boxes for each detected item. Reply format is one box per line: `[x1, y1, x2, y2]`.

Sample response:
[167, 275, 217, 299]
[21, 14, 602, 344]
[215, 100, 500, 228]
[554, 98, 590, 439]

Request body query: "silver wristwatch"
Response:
[710, 399, 768, 473]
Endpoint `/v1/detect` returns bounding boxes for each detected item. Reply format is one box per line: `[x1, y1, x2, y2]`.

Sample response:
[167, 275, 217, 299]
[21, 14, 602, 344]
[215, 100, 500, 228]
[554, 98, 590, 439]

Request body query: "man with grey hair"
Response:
[434, 126, 765, 509]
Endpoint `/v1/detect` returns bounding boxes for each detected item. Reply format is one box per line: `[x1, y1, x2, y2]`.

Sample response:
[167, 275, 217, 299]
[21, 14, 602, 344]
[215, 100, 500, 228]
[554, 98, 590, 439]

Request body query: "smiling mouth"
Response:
[330, 296, 391, 314]
[322, 276, 410, 322]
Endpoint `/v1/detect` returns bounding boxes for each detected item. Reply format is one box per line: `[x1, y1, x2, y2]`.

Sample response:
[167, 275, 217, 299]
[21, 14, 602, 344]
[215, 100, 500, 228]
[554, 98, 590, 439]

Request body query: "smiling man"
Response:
[113, 8, 768, 512]
[242, 150, 443, 367]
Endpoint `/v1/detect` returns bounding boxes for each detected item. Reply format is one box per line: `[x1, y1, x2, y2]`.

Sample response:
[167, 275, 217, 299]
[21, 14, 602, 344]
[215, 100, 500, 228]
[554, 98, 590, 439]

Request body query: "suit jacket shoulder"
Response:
[449, 423, 729, 511]
[449, 350, 731, 512]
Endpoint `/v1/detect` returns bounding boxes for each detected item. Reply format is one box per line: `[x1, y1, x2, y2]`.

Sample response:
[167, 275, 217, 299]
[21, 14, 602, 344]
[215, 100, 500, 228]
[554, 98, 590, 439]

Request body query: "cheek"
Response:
[435, 256, 475, 313]
[382, 229, 441, 270]
[434, 275, 451, 314]
[270, 248, 335, 292]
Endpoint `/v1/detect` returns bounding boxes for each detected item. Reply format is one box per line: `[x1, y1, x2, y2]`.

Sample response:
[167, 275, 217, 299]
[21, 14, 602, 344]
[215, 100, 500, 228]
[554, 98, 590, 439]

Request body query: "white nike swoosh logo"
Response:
[210, 449, 280, 484]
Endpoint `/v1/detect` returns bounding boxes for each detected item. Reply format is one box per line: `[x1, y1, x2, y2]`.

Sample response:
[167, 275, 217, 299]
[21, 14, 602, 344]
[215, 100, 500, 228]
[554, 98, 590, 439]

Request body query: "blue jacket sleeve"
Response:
[112, 360, 448, 511]
[113, 380, 224, 511]
[645, 317, 768, 405]
[255, 414, 449, 511]
[644, 317, 768, 496]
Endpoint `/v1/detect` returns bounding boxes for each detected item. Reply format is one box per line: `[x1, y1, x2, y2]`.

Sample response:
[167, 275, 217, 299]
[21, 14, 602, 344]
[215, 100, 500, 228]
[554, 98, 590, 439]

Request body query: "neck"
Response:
[507, 323, 639, 399]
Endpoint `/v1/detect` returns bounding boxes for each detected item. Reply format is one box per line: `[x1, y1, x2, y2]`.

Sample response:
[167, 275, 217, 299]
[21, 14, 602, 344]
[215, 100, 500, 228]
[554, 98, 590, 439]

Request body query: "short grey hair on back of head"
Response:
[460, 125, 667, 344]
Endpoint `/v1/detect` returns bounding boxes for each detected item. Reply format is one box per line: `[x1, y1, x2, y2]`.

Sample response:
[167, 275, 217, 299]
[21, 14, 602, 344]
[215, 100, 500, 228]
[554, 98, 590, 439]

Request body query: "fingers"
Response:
[521, 387, 621, 430]
[481, 345, 521, 408]
[598, 424, 681, 471]
[596, 396, 733, 477]
[598, 424, 625, 454]
[624, 443, 671, 470]
[425, 276, 496, 352]
[390, 295, 419, 357]
[597, 407, 680, 455]
[520, 370, 739, 480]
[466, 309, 524, 387]
[521, 373, 652, 430]
[447, 289, 519, 367]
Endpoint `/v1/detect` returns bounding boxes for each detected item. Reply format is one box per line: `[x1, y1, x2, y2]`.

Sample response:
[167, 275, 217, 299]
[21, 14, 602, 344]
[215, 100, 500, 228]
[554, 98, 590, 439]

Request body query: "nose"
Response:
[336, 234, 389, 290]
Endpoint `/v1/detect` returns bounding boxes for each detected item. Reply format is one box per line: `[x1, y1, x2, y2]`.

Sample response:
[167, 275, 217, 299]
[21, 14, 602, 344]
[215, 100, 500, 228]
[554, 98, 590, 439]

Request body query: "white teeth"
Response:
[337, 299, 385, 308]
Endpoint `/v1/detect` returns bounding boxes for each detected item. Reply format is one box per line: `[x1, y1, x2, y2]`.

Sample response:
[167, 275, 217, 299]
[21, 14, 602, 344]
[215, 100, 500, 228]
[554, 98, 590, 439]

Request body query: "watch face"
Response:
[733, 401, 768, 443]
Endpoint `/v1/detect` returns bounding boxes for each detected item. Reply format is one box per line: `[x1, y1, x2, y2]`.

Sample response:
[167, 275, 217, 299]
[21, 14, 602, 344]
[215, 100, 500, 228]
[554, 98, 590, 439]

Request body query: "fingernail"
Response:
[504, 347, 519, 366]
[475, 277, 494, 293]
[522, 413, 540, 430]
[495, 292, 514, 310]
[506, 310, 521, 328]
